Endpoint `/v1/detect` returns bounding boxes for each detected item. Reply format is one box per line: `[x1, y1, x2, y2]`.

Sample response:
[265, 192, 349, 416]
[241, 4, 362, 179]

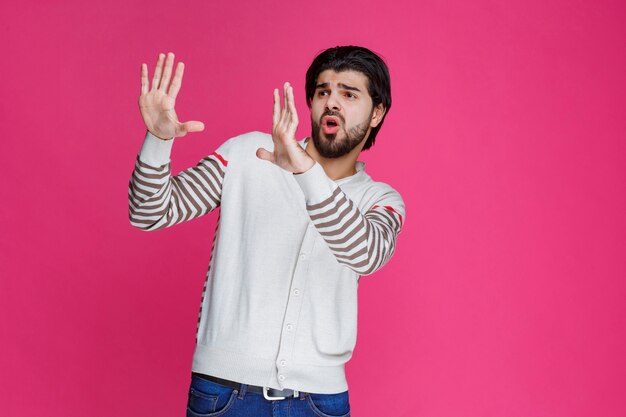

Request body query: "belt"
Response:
[192, 372, 302, 400]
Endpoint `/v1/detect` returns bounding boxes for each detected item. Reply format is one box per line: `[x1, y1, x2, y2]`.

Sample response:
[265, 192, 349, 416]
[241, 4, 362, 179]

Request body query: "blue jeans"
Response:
[186, 373, 351, 417]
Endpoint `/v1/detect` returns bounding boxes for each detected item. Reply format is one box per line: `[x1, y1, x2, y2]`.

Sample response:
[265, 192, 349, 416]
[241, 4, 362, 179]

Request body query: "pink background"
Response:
[1, 0, 625, 416]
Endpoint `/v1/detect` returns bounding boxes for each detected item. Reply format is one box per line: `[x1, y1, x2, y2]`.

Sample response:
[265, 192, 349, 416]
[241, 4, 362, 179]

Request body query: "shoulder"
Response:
[213, 131, 272, 161]
[220, 131, 272, 149]
[359, 178, 406, 219]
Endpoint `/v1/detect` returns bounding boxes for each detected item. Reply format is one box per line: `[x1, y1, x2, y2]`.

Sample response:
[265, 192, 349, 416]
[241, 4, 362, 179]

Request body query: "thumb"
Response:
[256, 147, 274, 163]
[181, 120, 205, 134]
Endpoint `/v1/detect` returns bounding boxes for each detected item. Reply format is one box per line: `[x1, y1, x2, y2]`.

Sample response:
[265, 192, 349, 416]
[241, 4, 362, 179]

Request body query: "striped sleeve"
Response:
[293, 161, 405, 276]
[128, 130, 229, 231]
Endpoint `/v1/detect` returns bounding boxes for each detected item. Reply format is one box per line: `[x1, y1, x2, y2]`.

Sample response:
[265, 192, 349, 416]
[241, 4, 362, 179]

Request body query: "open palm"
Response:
[256, 82, 314, 174]
[139, 52, 204, 140]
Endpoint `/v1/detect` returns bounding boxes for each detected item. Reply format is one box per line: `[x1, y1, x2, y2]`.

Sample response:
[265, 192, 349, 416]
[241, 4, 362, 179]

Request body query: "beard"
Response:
[311, 111, 372, 158]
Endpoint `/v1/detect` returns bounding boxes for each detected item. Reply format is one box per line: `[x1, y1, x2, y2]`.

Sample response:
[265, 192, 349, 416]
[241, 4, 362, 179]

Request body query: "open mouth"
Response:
[322, 116, 341, 135]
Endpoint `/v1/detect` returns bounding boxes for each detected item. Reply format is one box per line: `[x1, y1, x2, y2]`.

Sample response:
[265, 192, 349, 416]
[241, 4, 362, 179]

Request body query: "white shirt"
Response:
[128, 130, 405, 393]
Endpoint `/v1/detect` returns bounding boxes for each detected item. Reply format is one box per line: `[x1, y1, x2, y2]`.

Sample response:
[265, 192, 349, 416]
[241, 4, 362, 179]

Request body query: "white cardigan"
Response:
[128, 130, 405, 394]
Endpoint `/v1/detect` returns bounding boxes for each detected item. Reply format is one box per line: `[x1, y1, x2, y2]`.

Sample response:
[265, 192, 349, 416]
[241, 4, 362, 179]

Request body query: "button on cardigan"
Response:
[128, 130, 405, 394]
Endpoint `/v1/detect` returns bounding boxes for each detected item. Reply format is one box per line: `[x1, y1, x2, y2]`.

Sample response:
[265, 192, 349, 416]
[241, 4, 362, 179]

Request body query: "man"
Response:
[128, 46, 405, 416]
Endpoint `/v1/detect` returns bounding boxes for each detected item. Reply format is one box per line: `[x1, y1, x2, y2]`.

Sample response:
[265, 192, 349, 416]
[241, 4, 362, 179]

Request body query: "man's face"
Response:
[310, 69, 384, 158]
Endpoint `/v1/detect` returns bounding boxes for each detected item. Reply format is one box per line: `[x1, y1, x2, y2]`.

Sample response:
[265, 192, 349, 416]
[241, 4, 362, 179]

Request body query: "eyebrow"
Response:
[315, 82, 362, 93]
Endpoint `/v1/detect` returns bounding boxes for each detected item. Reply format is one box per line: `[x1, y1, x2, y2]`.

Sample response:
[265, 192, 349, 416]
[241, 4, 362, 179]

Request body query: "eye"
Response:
[345, 92, 356, 99]
[318, 90, 329, 97]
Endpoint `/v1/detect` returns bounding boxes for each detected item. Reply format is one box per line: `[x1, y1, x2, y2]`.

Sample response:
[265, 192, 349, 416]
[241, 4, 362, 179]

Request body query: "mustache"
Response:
[321, 111, 345, 124]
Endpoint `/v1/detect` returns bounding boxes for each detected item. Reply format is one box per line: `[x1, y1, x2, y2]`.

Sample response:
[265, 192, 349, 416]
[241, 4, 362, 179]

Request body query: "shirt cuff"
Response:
[138, 130, 175, 167]
[292, 161, 337, 205]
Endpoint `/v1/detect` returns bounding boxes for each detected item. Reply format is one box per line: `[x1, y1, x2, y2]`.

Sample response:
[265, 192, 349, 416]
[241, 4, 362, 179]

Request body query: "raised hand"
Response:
[139, 52, 205, 140]
[256, 82, 315, 174]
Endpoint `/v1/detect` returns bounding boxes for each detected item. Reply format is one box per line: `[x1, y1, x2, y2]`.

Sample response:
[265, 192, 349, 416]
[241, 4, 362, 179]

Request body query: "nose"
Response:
[325, 90, 341, 111]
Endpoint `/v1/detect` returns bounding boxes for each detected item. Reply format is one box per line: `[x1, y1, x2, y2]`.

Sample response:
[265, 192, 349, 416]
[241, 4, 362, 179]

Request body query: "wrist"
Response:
[140, 130, 175, 166]
[293, 158, 315, 175]
[148, 129, 174, 141]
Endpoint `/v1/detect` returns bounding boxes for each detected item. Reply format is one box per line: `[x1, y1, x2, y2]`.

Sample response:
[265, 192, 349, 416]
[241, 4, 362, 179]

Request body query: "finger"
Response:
[279, 82, 290, 126]
[256, 147, 275, 164]
[287, 85, 298, 126]
[283, 82, 289, 120]
[141, 63, 149, 95]
[151, 53, 165, 91]
[158, 52, 175, 92]
[272, 88, 280, 127]
[168, 62, 184, 99]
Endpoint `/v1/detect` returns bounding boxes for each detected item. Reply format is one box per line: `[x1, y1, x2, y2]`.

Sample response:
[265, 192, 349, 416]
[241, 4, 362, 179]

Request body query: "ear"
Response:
[370, 103, 386, 128]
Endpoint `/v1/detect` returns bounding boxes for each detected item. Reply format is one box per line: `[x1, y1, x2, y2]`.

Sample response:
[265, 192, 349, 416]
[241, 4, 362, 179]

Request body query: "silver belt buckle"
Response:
[263, 386, 299, 400]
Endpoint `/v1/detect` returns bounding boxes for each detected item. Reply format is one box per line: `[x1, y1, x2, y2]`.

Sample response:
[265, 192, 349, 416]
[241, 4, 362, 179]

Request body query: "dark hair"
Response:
[305, 45, 392, 151]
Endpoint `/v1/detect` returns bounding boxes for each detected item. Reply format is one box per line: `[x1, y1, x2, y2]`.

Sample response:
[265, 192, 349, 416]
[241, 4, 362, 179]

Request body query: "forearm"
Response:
[128, 131, 225, 231]
[294, 162, 404, 276]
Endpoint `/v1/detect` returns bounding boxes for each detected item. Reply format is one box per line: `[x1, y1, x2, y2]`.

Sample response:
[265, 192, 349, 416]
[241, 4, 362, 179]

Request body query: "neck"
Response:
[304, 137, 362, 181]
